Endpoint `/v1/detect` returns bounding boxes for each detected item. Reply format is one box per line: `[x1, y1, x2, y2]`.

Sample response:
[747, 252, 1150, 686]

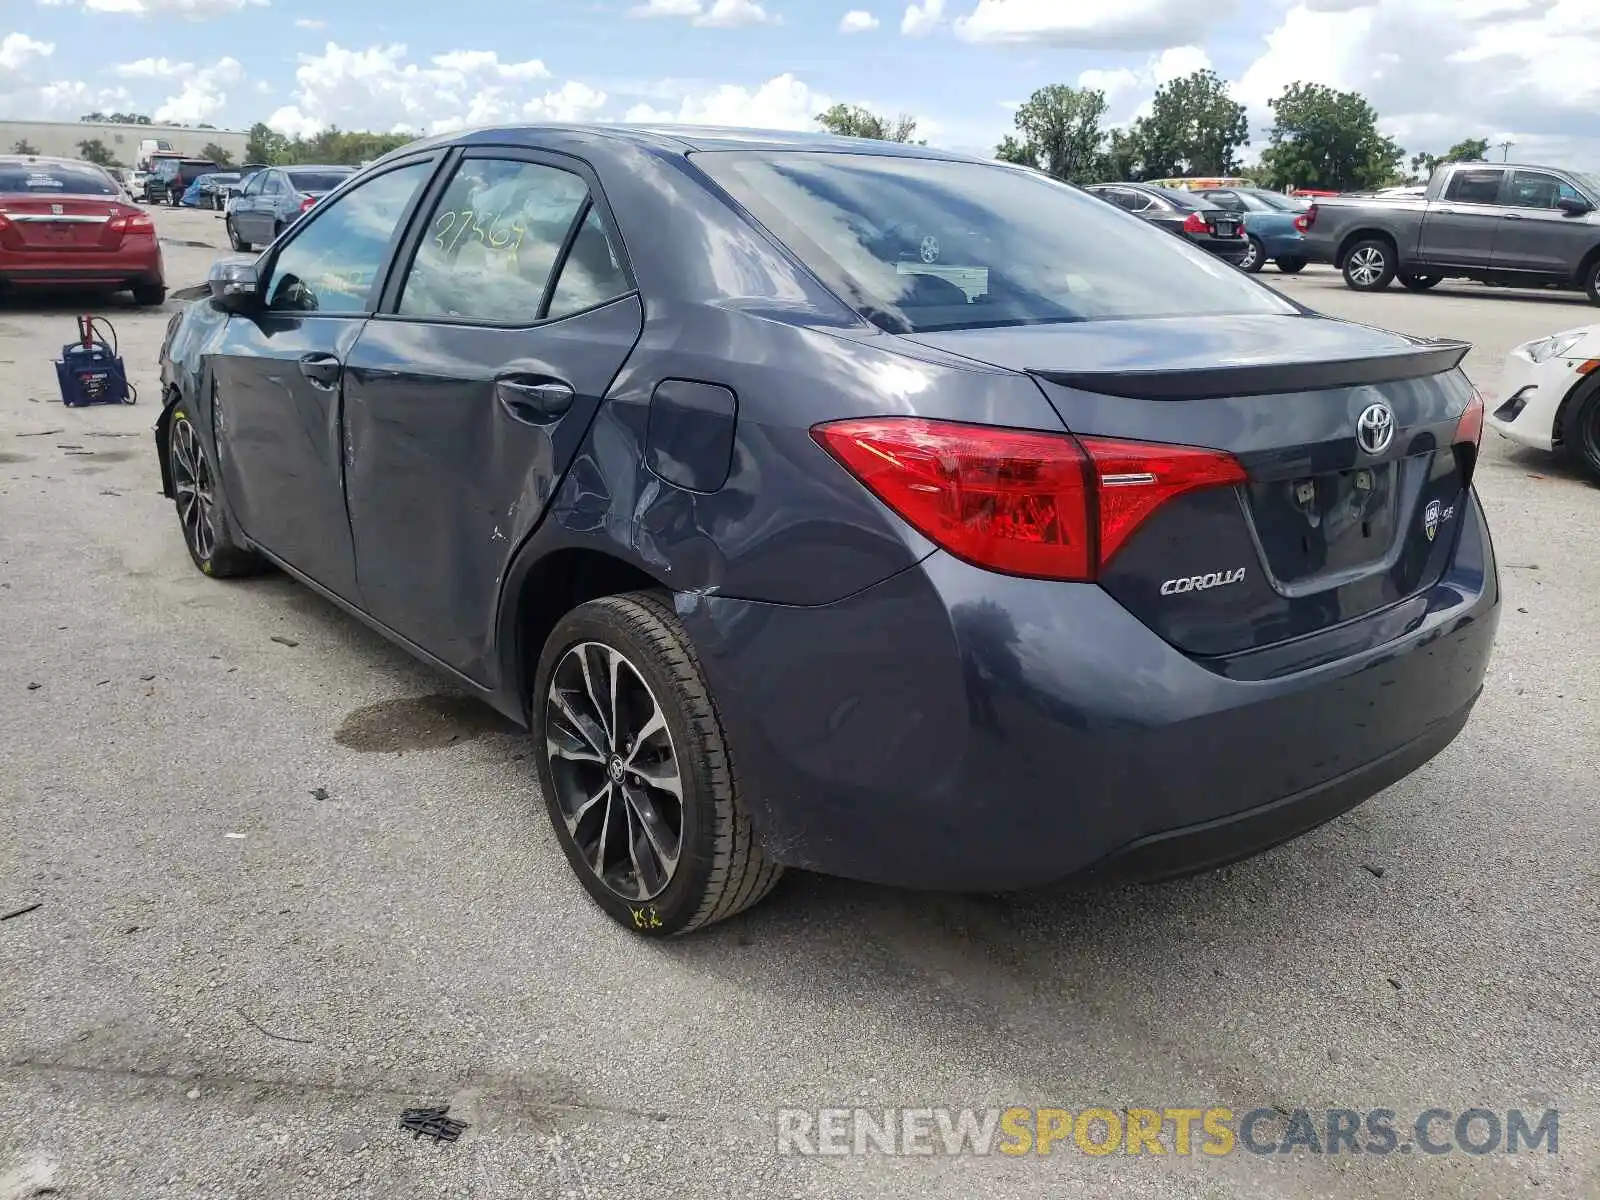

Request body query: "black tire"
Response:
[131, 282, 166, 307]
[1399, 272, 1442, 292]
[1563, 384, 1600, 481]
[1237, 236, 1266, 274]
[1342, 239, 1396, 291]
[1583, 257, 1600, 306]
[166, 406, 265, 579]
[226, 218, 250, 253]
[169, 189, 182, 208]
[532, 592, 782, 935]
[1276, 257, 1308, 274]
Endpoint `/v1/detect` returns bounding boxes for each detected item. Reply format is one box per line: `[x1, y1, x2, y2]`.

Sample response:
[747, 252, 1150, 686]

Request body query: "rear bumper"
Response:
[1191, 235, 1248, 262]
[0, 247, 163, 289]
[681, 491, 1498, 892]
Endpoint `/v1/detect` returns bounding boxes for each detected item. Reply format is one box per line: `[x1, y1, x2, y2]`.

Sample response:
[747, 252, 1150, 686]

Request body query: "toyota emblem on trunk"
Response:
[1356, 402, 1395, 455]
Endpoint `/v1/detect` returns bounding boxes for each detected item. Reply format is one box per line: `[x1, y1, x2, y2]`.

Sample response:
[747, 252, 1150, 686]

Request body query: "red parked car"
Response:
[0, 156, 165, 305]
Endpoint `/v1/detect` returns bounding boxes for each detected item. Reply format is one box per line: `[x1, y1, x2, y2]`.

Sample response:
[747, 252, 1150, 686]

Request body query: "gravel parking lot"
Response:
[2, 205, 1596, 1200]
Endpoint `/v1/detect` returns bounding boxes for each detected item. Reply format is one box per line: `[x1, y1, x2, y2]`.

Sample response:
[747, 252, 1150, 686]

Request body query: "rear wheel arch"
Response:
[502, 545, 668, 722]
[155, 385, 182, 499]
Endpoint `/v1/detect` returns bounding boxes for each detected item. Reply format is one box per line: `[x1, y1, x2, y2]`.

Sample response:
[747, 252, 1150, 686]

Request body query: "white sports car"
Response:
[1487, 325, 1600, 479]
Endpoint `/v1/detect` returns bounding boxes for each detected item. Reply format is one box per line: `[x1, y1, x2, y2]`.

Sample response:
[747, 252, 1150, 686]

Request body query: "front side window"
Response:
[397, 158, 590, 324]
[692, 151, 1295, 332]
[1445, 169, 1504, 205]
[264, 161, 432, 314]
[1508, 171, 1580, 209]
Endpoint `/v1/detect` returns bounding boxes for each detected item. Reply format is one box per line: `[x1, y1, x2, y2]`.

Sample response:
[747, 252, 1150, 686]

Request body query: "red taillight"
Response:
[1455, 386, 1485, 449]
[810, 418, 1247, 581]
[300, 195, 318, 213]
[1182, 211, 1209, 234]
[108, 212, 153, 234]
[0, 212, 11, 234]
[1077, 437, 1248, 567]
[1299, 202, 1318, 231]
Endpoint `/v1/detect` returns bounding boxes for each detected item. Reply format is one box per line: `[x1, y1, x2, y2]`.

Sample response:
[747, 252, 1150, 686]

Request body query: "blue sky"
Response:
[3, 0, 1597, 167]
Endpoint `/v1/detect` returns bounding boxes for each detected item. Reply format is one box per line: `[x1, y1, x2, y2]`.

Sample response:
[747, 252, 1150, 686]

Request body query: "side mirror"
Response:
[1557, 196, 1593, 217]
[207, 256, 262, 314]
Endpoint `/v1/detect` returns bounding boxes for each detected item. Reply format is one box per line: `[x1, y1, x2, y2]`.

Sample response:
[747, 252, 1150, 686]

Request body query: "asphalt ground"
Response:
[2, 205, 1596, 1199]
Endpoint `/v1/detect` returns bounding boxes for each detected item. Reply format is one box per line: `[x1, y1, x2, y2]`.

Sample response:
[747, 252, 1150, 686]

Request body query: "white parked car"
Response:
[1488, 325, 1600, 478]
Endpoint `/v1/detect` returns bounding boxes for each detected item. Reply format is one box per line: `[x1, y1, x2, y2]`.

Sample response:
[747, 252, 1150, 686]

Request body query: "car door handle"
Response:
[298, 354, 342, 389]
[495, 376, 574, 423]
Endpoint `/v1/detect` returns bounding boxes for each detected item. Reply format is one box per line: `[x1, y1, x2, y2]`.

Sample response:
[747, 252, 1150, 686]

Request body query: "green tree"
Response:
[815, 103, 922, 143]
[1410, 136, 1490, 181]
[201, 141, 235, 167]
[998, 84, 1109, 184]
[1127, 69, 1248, 178]
[244, 122, 290, 164]
[80, 111, 152, 125]
[12, 139, 39, 155]
[1257, 82, 1404, 192]
[76, 139, 118, 167]
[1097, 128, 1144, 181]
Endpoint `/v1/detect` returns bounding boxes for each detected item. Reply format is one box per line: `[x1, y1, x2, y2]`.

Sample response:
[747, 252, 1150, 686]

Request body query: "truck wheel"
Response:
[1399, 272, 1442, 292]
[1275, 257, 1308, 275]
[1342, 239, 1396, 291]
[1583, 258, 1600, 306]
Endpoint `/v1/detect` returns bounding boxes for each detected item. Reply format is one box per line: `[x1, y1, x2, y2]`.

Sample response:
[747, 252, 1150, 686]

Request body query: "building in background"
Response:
[0, 119, 248, 166]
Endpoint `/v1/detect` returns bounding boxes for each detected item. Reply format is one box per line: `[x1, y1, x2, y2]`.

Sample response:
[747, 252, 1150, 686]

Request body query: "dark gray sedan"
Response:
[224, 164, 355, 251]
[155, 124, 1498, 936]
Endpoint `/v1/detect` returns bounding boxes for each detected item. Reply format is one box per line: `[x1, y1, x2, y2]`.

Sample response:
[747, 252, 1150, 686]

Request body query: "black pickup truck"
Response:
[1300, 161, 1600, 302]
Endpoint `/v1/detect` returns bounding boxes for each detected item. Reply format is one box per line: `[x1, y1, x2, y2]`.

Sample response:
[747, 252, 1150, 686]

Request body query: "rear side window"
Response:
[1445, 169, 1504, 204]
[0, 164, 117, 195]
[397, 158, 592, 324]
[693, 151, 1293, 332]
[546, 206, 630, 319]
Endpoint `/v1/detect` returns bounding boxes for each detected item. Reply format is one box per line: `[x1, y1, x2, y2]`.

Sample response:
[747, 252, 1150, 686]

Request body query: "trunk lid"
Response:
[0, 193, 129, 251]
[901, 313, 1477, 658]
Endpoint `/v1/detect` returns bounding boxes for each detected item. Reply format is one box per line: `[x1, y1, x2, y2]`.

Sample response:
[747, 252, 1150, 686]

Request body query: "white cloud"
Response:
[1233, 0, 1600, 169]
[44, 0, 268, 14]
[694, 0, 774, 26]
[1079, 45, 1212, 121]
[628, 0, 703, 15]
[266, 42, 591, 139]
[294, 16, 324, 28]
[626, 0, 775, 25]
[114, 56, 195, 77]
[839, 9, 879, 32]
[623, 72, 831, 130]
[153, 55, 244, 124]
[901, 0, 943, 36]
[1, 32, 54, 71]
[954, 0, 1230, 49]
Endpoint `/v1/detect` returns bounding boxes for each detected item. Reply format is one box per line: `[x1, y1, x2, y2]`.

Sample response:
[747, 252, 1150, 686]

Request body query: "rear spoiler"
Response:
[1032, 339, 1472, 401]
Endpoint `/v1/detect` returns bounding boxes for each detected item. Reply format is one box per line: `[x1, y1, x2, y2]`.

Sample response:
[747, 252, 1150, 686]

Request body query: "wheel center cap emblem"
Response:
[608, 755, 626, 784]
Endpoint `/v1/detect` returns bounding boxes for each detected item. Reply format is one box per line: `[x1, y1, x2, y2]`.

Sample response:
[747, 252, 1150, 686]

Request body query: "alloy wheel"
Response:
[1239, 239, 1259, 271]
[169, 418, 217, 563]
[544, 641, 684, 902]
[1348, 247, 1385, 286]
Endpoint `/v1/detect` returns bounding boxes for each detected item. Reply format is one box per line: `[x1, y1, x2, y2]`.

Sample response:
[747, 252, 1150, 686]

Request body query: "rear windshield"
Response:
[288, 170, 352, 193]
[0, 163, 118, 195]
[693, 151, 1293, 332]
[1239, 189, 1297, 211]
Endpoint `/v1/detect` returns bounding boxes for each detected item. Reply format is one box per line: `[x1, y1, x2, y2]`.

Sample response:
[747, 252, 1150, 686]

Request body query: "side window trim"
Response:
[259, 153, 443, 318]
[374, 144, 638, 328]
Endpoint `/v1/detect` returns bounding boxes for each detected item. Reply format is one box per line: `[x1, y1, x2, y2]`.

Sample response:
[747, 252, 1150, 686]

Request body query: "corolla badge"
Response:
[51, 203, 63, 215]
[1356, 401, 1396, 455]
[1161, 567, 1247, 596]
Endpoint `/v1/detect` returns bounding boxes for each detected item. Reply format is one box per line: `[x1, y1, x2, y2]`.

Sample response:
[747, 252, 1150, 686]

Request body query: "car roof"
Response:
[0, 154, 106, 169]
[374, 123, 998, 168]
[1096, 181, 1200, 206]
[279, 163, 356, 172]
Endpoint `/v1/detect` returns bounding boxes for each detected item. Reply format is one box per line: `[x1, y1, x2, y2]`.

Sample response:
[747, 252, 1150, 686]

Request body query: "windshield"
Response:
[0, 163, 118, 195]
[288, 170, 353, 194]
[692, 151, 1293, 333]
